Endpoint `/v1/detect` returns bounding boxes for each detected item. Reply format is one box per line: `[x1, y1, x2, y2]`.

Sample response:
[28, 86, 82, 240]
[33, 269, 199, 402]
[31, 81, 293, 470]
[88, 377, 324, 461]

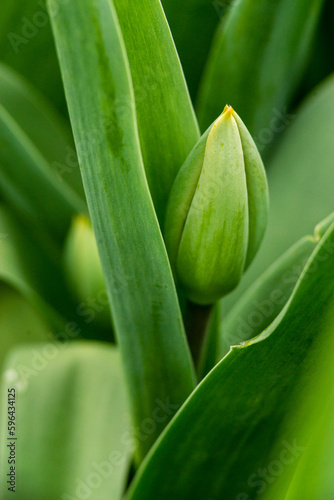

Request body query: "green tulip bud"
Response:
[165, 106, 269, 305]
[63, 214, 111, 327]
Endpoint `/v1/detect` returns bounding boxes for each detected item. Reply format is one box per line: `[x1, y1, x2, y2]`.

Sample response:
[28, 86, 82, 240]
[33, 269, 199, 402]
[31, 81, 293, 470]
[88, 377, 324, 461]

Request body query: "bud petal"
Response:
[63, 215, 110, 327]
[165, 106, 268, 305]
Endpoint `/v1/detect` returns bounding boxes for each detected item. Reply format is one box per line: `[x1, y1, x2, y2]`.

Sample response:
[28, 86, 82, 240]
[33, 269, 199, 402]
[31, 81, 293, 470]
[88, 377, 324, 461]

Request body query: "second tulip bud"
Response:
[164, 106, 269, 305]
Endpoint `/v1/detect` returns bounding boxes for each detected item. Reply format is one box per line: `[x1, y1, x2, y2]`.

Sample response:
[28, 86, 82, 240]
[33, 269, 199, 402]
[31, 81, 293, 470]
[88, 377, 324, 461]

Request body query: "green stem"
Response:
[185, 301, 213, 369]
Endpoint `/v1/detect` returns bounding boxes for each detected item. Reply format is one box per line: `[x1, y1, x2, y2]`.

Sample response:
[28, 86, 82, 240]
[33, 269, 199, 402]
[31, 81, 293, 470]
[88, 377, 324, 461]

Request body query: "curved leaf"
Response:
[126, 220, 334, 499]
[48, 0, 195, 462]
[220, 235, 316, 357]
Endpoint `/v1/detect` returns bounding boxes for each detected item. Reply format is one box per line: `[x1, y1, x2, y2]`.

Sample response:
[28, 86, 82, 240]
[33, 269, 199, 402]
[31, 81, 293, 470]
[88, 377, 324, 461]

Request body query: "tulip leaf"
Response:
[113, 0, 200, 223]
[0, 62, 85, 200]
[126, 220, 334, 499]
[48, 0, 195, 462]
[197, 0, 325, 140]
[0, 342, 130, 500]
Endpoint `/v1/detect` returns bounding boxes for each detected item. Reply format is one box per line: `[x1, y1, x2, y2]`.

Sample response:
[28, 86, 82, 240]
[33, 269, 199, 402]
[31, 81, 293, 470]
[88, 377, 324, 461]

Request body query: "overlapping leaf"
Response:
[48, 0, 195, 462]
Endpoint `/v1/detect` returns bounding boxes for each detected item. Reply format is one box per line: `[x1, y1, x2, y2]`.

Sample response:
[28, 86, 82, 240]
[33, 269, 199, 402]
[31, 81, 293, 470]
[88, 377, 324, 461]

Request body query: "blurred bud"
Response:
[165, 106, 269, 305]
[63, 215, 111, 327]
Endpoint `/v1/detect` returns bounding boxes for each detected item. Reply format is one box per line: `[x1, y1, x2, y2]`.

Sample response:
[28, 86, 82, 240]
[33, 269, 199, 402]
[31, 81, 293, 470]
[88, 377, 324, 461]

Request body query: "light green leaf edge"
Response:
[220, 234, 317, 357]
[48, 0, 195, 462]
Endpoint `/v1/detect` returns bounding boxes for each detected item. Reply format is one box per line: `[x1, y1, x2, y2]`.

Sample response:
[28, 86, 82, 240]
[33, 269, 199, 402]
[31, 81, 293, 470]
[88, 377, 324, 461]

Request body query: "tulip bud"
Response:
[165, 106, 269, 305]
[63, 214, 111, 327]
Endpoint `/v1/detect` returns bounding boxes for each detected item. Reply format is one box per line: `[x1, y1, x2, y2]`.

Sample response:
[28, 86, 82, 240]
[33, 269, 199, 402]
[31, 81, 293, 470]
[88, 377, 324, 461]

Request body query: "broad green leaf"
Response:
[126, 220, 334, 499]
[0, 104, 85, 242]
[48, 0, 195, 461]
[113, 0, 200, 223]
[162, 0, 223, 100]
[0, 62, 85, 200]
[222, 73, 334, 325]
[0, 0, 66, 114]
[260, 300, 334, 500]
[0, 342, 130, 500]
[197, 0, 324, 140]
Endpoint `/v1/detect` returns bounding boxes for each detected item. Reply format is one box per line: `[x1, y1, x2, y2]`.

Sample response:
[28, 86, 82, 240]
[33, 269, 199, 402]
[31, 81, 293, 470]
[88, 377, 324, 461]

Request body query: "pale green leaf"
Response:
[0, 342, 130, 500]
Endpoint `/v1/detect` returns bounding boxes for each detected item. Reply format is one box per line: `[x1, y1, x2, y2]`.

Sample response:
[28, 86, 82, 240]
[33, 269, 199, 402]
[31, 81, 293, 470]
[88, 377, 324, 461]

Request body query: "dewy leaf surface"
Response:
[48, 0, 195, 461]
[113, 0, 200, 223]
[0, 342, 130, 500]
[126, 221, 334, 499]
